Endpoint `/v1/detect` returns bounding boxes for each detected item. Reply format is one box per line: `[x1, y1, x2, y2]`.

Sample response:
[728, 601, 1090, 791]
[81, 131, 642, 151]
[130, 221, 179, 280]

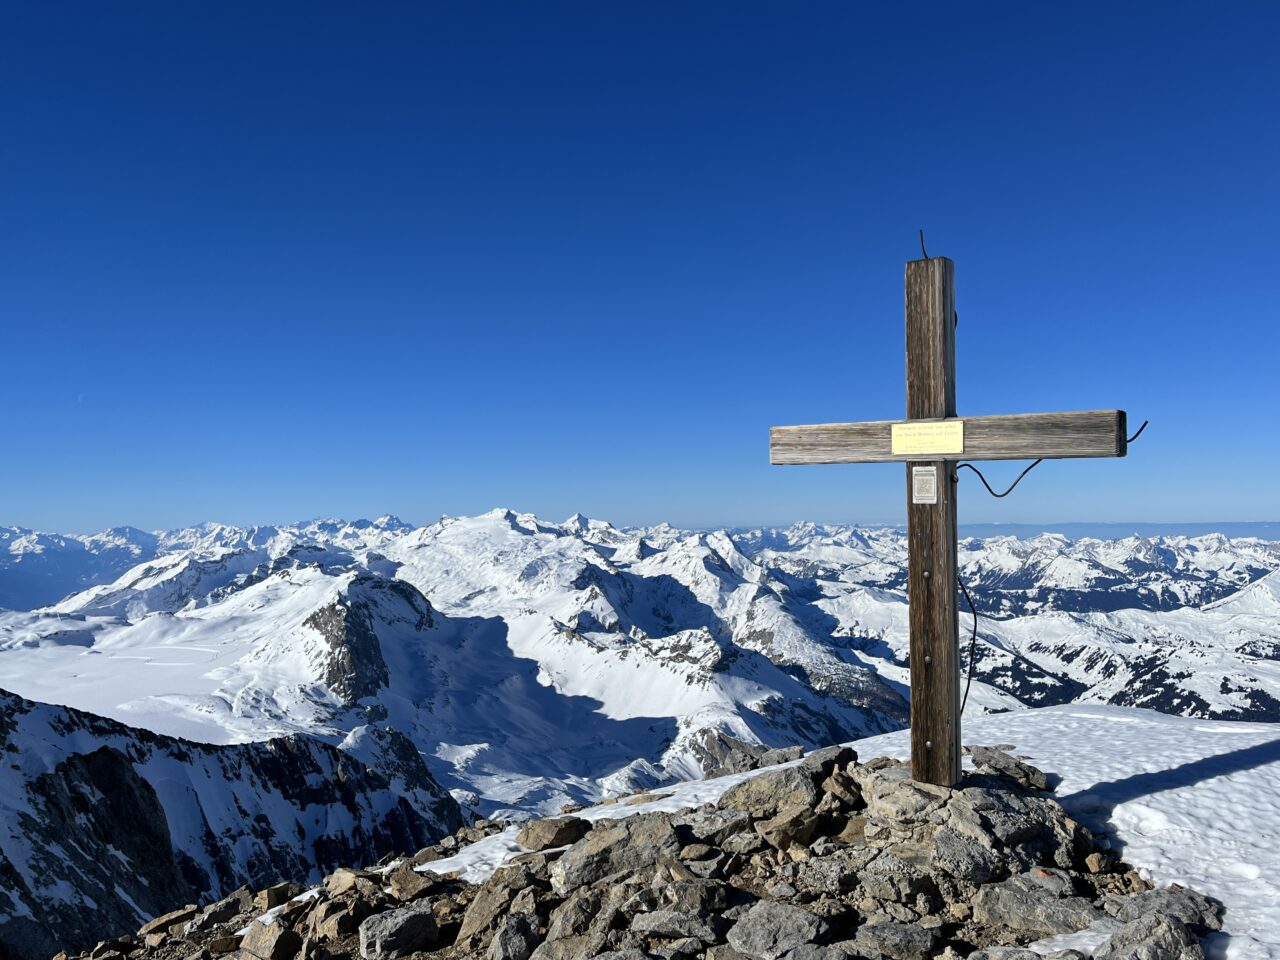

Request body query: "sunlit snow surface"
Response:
[413, 706, 1280, 959]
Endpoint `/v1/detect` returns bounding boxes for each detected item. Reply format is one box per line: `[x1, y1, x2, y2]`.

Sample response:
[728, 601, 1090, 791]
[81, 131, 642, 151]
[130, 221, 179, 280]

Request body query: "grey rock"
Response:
[325, 868, 373, 897]
[654, 943, 703, 960]
[790, 846, 876, 896]
[517, 816, 592, 851]
[488, 913, 539, 960]
[621, 888, 662, 918]
[240, 921, 301, 960]
[1117, 884, 1222, 931]
[722, 830, 768, 855]
[727, 901, 829, 960]
[860, 769, 947, 822]
[972, 880, 1102, 938]
[756, 805, 820, 851]
[780, 946, 851, 960]
[820, 771, 862, 808]
[458, 879, 516, 942]
[1016, 866, 1076, 898]
[858, 852, 931, 904]
[494, 859, 552, 891]
[92, 937, 140, 957]
[310, 899, 360, 940]
[532, 933, 610, 959]
[945, 784, 1079, 872]
[550, 813, 681, 894]
[691, 729, 766, 778]
[358, 901, 438, 960]
[684, 854, 728, 880]
[547, 887, 602, 941]
[677, 807, 753, 846]
[798, 746, 858, 782]
[206, 936, 242, 957]
[139, 905, 201, 937]
[968, 746, 1049, 791]
[930, 826, 1002, 883]
[387, 861, 434, 901]
[760, 746, 805, 767]
[851, 919, 935, 960]
[1094, 913, 1204, 960]
[202, 895, 244, 925]
[718, 767, 819, 819]
[658, 879, 733, 914]
[630, 911, 719, 943]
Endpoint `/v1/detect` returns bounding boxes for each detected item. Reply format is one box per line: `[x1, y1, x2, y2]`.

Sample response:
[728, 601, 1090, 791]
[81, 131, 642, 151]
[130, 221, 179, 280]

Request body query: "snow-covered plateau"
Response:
[1, 510, 1278, 956]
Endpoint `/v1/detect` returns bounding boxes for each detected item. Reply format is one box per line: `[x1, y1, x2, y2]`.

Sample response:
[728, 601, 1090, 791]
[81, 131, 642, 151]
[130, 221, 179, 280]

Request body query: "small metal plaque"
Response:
[912, 466, 938, 504]
[892, 419, 965, 455]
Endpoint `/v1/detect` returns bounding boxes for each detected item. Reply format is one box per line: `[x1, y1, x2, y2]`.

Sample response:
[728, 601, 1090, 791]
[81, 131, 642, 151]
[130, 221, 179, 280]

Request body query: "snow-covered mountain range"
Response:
[4, 510, 1279, 812]
[2, 509, 1279, 954]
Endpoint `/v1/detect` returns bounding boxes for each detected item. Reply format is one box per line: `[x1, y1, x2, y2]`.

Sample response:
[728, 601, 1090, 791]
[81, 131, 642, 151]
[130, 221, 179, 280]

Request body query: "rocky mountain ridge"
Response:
[55, 743, 1220, 960]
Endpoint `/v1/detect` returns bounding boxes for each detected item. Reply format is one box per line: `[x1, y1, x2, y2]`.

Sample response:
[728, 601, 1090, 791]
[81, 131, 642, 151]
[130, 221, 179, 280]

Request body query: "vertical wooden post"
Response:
[905, 256, 961, 786]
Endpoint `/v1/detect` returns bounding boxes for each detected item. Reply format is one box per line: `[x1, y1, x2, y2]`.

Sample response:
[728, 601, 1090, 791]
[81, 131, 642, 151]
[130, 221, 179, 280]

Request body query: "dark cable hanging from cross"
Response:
[952, 420, 1150, 713]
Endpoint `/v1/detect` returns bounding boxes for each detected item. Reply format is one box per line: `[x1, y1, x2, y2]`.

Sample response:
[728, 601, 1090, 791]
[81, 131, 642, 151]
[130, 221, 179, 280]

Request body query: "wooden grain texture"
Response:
[906, 257, 956, 421]
[770, 410, 1128, 464]
[907, 458, 960, 786]
[905, 257, 961, 787]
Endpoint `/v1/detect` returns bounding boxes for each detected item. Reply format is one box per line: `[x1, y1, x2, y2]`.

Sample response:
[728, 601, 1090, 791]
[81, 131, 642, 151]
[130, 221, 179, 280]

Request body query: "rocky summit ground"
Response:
[55, 746, 1223, 960]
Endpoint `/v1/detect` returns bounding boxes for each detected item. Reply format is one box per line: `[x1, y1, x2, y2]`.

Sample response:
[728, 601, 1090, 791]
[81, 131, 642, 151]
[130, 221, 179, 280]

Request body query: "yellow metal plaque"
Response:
[891, 420, 965, 456]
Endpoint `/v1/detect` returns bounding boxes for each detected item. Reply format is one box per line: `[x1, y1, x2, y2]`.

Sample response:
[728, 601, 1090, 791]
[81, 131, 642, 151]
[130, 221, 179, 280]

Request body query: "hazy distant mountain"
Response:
[0, 524, 159, 609]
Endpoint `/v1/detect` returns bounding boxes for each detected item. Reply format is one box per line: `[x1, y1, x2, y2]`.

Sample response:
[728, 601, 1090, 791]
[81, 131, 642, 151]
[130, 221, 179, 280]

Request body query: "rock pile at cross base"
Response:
[58, 746, 1222, 960]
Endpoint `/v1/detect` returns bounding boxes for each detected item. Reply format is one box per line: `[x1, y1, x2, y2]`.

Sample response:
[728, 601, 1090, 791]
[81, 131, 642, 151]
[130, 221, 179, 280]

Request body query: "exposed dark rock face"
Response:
[65, 745, 1219, 960]
[303, 584, 393, 703]
[4, 747, 196, 960]
[0, 689, 462, 960]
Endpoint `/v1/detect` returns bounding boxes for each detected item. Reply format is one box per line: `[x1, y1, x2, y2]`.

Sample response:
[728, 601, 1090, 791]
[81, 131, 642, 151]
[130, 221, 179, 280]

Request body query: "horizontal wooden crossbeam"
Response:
[771, 409, 1128, 464]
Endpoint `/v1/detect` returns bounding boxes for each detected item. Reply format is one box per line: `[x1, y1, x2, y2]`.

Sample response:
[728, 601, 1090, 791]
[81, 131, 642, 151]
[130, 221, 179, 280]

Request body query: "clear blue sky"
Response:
[2, 3, 1276, 533]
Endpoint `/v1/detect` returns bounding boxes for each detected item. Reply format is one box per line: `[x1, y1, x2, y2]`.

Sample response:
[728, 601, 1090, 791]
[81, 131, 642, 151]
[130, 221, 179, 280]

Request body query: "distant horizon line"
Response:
[5, 513, 1280, 541]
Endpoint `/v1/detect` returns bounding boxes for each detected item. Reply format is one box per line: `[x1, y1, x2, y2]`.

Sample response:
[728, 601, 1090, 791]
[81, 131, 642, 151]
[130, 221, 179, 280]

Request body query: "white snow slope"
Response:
[412, 705, 1280, 960]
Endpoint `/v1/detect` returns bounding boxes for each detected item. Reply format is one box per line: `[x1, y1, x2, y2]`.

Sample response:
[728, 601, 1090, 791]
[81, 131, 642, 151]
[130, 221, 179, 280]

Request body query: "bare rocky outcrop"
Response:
[0, 689, 463, 960]
[302, 576, 435, 705]
[61, 745, 1222, 960]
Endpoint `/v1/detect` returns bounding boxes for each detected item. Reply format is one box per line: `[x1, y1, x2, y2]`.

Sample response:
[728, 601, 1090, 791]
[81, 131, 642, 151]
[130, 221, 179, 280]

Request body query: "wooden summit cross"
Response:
[770, 255, 1129, 787]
